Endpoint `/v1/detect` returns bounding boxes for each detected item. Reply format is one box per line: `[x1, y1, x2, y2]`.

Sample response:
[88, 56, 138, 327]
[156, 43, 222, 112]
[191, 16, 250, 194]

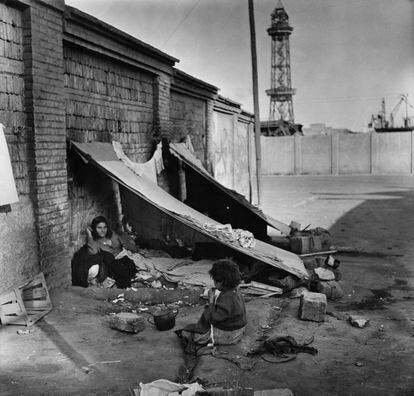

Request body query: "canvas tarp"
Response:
[70, 141, 308, 280]
[169, 142, 291, 236]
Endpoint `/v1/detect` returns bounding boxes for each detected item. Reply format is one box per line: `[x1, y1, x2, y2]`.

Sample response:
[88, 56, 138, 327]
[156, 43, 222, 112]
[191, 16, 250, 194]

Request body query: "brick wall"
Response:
[64, 46, 156, 160]
[0, 3, 40, 293]
[64, 45, 159, 251]
[25, 0, 69, 288]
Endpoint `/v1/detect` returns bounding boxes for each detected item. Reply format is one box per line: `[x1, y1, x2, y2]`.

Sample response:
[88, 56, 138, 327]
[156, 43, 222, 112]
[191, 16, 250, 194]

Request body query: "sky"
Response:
[65, 0, 414, 131]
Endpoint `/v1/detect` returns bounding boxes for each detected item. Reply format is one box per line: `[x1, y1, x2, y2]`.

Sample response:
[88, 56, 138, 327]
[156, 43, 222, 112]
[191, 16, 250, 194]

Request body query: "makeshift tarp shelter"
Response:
[168, 142, 291, 239]
[70, 142, 308, 280]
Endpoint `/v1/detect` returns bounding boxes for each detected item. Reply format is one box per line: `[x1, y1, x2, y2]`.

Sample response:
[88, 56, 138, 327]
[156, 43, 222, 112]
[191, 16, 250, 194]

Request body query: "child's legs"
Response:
[212, 326, 246, 345]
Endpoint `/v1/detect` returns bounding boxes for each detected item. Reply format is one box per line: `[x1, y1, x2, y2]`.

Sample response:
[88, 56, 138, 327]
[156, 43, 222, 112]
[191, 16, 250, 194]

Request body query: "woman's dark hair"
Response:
[209, 259, 242, 290]
[90, 216, 112, 239]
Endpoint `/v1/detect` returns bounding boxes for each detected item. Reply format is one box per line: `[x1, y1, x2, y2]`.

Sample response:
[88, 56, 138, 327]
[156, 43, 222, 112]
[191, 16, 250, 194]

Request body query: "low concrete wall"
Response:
[262, 136, 295, 175]
[337, 134, 371, 174]
[262, 132, 414, 175]
[301, 136, 332, 174]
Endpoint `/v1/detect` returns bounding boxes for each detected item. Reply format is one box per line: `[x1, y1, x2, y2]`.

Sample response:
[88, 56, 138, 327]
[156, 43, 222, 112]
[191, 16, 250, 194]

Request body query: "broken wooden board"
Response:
[0, 273, 52, 327]
[240, 281, 283, 296]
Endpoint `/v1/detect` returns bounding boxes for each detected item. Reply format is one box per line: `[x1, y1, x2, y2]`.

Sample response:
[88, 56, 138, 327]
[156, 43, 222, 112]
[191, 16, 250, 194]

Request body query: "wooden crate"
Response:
[0, 272, 52, 327]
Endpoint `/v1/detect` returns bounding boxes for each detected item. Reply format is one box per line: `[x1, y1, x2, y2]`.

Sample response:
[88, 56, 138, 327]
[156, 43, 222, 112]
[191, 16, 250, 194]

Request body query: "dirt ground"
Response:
[1, 175, 414, 396]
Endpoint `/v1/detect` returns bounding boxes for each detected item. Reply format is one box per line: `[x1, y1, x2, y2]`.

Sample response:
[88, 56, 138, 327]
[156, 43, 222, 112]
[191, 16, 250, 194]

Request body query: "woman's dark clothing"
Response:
[71, 246, 135, 288]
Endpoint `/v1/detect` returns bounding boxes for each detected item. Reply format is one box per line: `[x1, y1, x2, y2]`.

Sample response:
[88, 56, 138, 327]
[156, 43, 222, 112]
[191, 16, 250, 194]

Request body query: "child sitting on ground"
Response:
[177, 259, 247, 348]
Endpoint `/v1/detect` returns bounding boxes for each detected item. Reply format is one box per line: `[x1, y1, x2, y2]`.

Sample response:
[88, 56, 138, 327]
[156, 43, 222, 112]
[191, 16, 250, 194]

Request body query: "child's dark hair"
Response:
[209, 259, 242, 290]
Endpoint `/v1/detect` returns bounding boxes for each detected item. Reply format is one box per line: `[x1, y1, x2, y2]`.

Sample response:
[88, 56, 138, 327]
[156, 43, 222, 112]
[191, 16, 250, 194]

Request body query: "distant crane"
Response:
[389, 94, 413, 128]
[369, 95, 413, 132]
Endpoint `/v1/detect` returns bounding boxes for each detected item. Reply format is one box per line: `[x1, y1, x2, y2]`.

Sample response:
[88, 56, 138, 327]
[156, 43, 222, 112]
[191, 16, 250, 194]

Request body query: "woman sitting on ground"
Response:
[177, 259, 247, 348]
[87, 215, 137, 256]
[71, 216, 137, 289]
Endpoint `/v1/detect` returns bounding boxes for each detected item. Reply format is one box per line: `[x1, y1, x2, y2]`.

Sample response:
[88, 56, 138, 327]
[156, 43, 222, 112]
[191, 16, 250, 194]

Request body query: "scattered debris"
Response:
[349, 315, 369, 328]
[289, 287, 308, 299]
[249, 334, 317, 363]
[106, 312, 146, 333]
[16, 328, 35, 335]
[299, 291, 327, 322]
[82, 366, 92, 374]
[111, 293, 125, 303]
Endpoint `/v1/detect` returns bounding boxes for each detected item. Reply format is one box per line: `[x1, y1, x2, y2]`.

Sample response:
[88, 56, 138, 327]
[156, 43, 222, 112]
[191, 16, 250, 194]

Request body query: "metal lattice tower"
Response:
[266, 0, 296, 122]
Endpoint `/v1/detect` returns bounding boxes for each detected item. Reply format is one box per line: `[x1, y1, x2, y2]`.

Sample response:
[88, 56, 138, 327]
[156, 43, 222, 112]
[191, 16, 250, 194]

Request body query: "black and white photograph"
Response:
[0, 0, 413, 394]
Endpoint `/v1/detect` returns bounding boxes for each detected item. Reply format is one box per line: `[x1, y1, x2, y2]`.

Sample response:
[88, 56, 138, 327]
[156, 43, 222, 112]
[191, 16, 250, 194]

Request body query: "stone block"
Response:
[314, 267, 335, 281]
[310, 235, 323, 252]
[316, 280, 343, 300]
[290, 236, 311, 254]
[107, 312, 146, 333]
[299, 291, 327, 322]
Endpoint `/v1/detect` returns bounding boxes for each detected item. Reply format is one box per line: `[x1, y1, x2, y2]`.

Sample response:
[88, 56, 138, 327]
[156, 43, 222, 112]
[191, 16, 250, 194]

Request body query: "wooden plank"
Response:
[0, 302, 24, 316]
[0, 291, 18, 305]
[299, 250, 337, 258]
[250, 281, 283, 293]
[26, 310, 51, 326]
[22, 288, 47, 300]
[24, 300, 51, 309]
[1, 315, 28, 326]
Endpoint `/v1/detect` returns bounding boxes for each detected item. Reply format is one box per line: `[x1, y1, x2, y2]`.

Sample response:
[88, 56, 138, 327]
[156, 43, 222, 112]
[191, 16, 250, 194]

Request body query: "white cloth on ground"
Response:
[115, 249, 214, 287]
[138, 379, 203, 396]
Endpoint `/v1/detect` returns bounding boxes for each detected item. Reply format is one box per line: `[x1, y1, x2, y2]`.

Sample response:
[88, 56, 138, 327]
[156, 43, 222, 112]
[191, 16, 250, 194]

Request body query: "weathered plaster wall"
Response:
[234, 120, 250, 199]
[212, 110, 234, 189]
[210, 97, 255, 202]
[170, 91, 206, 160]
